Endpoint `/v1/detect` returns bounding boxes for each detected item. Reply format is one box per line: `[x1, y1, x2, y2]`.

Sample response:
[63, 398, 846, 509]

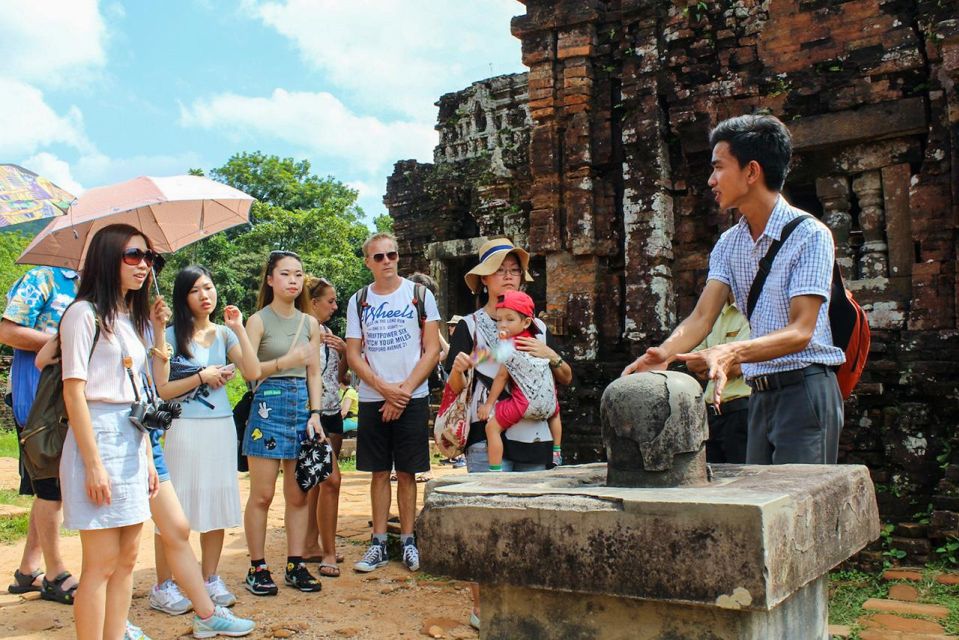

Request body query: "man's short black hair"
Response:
[709, 114, 792, 191]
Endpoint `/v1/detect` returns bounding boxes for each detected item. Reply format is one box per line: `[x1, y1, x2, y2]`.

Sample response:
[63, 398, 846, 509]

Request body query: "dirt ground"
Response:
[0, 457, 478, 640]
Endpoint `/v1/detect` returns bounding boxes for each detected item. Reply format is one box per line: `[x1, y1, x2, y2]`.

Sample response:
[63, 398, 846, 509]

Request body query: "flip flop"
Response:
[318, 563, 340, 578]
[305, 553, 345, 564]
[40, 571, 78, 605]
[8, 569, 43, 594]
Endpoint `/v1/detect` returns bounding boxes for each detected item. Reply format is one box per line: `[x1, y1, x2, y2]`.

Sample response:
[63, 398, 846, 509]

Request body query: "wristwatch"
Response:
[549, 355, 564, 369]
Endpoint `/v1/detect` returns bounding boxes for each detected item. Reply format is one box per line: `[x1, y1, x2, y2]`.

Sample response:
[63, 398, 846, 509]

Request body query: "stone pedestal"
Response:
[417, 464, 880, 640]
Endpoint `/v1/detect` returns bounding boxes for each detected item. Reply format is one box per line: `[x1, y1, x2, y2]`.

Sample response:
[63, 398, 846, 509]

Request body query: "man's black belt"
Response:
[746, 364, 828, 392]
[708, 396, 750, 416]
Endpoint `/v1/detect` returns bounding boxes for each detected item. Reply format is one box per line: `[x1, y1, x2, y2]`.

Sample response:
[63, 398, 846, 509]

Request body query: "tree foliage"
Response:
[157, 153, 375, 333]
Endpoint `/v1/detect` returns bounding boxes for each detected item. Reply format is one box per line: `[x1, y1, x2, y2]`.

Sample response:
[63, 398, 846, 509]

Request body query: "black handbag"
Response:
[295, 437, 334, 492]
[19, 302, 100, 481]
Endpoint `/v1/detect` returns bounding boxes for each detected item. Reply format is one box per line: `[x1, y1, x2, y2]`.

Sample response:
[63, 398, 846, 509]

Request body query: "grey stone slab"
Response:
[417, 463, 879, 610]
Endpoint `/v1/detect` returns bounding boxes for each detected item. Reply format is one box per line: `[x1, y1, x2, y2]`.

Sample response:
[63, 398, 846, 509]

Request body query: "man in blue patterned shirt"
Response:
[0, 266, 79, 602]
[623, 114, 845, 465]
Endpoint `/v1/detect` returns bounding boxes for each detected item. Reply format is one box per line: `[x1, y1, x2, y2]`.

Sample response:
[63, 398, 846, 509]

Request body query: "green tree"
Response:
[158, 152, 373, 332]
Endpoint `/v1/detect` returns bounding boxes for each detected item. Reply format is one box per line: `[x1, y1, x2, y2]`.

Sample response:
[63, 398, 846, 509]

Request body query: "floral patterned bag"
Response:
[433, 367, 474, 458]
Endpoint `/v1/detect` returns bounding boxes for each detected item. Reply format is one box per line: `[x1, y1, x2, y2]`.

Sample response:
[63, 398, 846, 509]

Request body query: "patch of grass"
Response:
[829, 567, 959, 638]
[0, 428, 20, 459]
[0, 489, 32, 544]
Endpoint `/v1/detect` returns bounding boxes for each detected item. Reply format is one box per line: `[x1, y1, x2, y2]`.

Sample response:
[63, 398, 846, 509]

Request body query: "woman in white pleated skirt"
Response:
[152, 265, 261, 607]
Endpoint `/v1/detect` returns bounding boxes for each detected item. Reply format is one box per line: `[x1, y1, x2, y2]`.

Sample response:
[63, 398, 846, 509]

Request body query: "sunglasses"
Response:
[371, 251, 398, 263]
[121, 248, 160, 268]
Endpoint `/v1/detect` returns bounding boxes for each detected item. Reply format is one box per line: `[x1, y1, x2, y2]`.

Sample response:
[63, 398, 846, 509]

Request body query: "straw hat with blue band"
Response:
[464, 238, 534, 294]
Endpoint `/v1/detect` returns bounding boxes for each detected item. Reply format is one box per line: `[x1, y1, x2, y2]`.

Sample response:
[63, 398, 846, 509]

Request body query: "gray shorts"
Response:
[745, 365, 843, 464]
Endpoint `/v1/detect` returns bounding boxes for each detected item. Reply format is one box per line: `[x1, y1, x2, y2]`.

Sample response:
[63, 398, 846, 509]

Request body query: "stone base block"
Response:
[480, 577, 828, 640]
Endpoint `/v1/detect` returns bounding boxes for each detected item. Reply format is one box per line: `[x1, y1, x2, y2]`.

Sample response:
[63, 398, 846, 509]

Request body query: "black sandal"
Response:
[40, 571, 77, 605]
[8, 569, 43, 594]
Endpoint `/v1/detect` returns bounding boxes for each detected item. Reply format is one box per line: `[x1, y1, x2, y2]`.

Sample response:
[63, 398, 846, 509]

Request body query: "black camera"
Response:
[128, 400, 182, 433]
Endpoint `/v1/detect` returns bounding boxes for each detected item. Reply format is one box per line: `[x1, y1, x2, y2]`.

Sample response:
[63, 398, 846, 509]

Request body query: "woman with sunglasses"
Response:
[242, 251, 325, 596]
[149, 265, 260, 621]
[58, 224, 164, 640]
[301, 276, 347, 577]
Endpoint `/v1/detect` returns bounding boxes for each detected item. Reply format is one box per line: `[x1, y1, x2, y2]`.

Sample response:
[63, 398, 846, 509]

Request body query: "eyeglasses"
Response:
[122, 248, 159, 267]
[494, 267, 522, 277]
[371, 251, 398, 263]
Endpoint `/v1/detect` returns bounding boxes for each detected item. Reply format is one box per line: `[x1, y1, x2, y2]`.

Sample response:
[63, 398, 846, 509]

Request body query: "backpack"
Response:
[19, 302, 101, 481]
[746, 214, 870, 399]
[356, 282, 444, 390]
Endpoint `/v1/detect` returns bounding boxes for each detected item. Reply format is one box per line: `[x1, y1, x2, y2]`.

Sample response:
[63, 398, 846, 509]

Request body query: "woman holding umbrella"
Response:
[58, 225, 163, 640]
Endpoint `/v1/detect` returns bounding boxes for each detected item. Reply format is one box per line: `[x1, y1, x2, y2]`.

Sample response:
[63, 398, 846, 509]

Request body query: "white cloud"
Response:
[21, 152, 85, 196]
[0, 79, 90, 157]
[0, 0, 107, 86]
[244, 0, 524, 118]
[179, 88, 436, 175]
[73, 151, 205, 186]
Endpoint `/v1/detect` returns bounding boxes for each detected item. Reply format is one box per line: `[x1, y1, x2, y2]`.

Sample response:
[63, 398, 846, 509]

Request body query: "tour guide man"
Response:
[622, 114, 845, 465]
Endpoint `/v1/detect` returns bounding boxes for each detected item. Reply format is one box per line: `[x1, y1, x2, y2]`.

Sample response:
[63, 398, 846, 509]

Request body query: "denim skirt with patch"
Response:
[243, 377, 309, 460]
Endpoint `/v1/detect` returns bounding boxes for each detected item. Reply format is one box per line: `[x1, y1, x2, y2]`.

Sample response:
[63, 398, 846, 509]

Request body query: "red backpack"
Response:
[747, 214, 870, 399]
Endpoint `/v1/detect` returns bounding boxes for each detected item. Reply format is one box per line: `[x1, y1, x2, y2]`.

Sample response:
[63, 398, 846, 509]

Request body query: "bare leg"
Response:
[395, 472, 417, 536]
[282, 459, 309, 557]
[548, 413, 562, 447]
[17, 501, 42, 579]
[31, 498, 78, 589]
[154, 533, 172, 584]
[244, 457, 280, 562]
[74, 528, 120, 640]
[370, 471, 391, 535]
[485, 418, 505, 467]
[103, 524, 142, 640]
[302, 486, 321, 558]
[199, 530, 225, 579]
[318, 451, 342, 567]
[151, 481, 215, 618]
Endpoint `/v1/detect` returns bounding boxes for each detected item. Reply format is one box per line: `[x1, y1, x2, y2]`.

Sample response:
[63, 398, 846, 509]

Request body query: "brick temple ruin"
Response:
[384, 0, 959, 567]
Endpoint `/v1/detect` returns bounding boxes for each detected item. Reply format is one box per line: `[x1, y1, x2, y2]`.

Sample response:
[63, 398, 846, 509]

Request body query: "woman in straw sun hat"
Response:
[444, 237, 572, 629]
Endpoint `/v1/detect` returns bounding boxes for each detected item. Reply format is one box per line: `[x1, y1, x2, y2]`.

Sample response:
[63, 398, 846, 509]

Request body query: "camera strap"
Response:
[116, 328, 148, 405]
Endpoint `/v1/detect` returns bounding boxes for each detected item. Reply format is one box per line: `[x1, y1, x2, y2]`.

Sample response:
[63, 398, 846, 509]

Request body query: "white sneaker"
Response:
[192, 605, 255, 638]
[205, 575, 237, 607]
[149, 579, 193, 615]
[125, 621, 154, 640]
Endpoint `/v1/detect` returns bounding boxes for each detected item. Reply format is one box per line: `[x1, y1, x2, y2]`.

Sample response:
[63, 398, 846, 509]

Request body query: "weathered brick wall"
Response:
[387, 0, 959, 565]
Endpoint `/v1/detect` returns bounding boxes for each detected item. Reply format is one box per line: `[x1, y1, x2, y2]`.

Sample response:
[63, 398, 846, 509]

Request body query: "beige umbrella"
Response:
[18, 174, 254, 271]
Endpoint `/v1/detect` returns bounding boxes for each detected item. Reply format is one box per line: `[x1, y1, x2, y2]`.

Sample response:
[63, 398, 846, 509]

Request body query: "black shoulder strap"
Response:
[746, 214, 814, 320]
[412, 284, 428, 327]
[356, 286, 369, 331]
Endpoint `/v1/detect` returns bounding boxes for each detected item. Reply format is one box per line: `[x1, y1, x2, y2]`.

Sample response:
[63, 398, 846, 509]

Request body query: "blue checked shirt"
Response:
[706, 196, 845, 378]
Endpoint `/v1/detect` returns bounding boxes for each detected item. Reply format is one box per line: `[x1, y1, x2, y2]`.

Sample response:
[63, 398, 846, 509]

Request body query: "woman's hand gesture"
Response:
[223, 305, 244, 332]
[85, 460, 112, 506]
[150, 296, 172, 330]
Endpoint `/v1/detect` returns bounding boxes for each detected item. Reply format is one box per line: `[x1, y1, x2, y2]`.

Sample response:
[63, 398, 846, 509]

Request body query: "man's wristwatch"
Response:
[549, 355, 564, 369]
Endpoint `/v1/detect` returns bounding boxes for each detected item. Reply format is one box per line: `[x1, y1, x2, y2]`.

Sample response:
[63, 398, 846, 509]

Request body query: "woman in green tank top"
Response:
[241, 250, 326, 595]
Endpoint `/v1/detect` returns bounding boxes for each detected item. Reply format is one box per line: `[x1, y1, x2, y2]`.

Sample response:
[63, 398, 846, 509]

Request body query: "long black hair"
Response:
[171, 265, 214, 359]
[75, 223, 154, 338]
[255, 250, 309, 312]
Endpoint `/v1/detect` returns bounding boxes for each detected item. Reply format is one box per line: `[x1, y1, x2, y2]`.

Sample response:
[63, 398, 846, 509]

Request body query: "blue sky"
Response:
[0, 0, 525, 222]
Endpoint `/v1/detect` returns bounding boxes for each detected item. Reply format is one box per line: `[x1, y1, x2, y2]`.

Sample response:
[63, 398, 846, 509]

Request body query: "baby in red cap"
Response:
[478, 290, 562, 470]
